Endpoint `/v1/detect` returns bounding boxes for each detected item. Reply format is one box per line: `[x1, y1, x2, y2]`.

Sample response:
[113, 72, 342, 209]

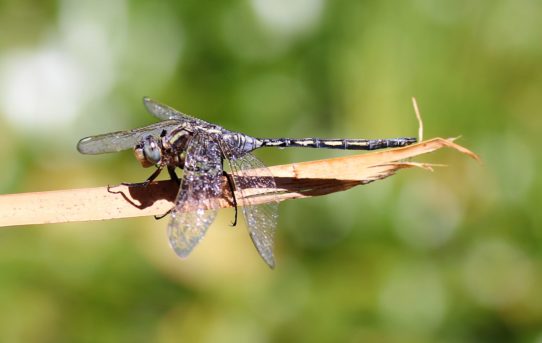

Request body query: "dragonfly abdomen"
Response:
[259, 137, 416, 150]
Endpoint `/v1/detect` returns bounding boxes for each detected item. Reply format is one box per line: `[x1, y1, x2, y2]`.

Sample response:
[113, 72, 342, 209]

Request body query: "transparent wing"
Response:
[77, 120, 180, 154]
[167, 133, 224, 258]
[224, 149, 279, 268]
[143, 97, 211, 126]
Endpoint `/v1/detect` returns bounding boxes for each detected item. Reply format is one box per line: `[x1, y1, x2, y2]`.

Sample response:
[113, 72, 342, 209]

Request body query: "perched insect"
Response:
[77, 98, 416, 267]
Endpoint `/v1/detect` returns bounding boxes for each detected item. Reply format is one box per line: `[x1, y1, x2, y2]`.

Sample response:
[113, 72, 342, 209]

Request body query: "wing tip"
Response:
[167, 218, 206, 261]
[169, 241, 194, 259]
[265, 257, 276, 269]
[143, 96, 154, 111]
[250, 234, 276, 269]
[76, 137, 93, 154]
[143, 96, 169, 119]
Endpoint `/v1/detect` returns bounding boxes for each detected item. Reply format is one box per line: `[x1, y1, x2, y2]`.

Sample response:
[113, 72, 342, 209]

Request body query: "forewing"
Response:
[225, 151, 279, 268]
[143, 97, 211, 126]
[167, 133, 224, 258]
[77, 120, 180, 154]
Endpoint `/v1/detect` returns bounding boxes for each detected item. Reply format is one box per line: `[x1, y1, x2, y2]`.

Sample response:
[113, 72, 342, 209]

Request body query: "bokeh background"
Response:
[0, 0, 541, 342]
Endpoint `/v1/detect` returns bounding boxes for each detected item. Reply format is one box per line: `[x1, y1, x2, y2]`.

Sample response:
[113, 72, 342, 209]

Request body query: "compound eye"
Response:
[142, 136, 161, 164]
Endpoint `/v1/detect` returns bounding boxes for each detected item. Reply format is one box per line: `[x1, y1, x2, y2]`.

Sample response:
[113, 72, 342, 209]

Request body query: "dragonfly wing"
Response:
[224, 150, 279, 268]
[143, 97, 211, 126]
[167, 133, 224, 258]
[77, 120, 180, 154]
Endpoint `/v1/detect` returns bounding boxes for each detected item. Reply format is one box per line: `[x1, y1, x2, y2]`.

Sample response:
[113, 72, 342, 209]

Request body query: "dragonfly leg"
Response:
[223, 171, 238, 227]
[154, 208, 172, 220]
[121, 165, 163, 188]
[217, 143, 238, 227]
[167, 166, 180, 185]
[152, 167, 181, 220]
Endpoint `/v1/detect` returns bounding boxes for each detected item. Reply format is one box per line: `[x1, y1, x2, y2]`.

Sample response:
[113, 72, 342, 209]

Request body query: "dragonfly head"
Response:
[134, 135, 162, 167]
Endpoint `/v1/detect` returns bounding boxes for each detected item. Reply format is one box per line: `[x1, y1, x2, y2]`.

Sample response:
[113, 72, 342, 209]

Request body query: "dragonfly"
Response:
[77, 98, 416, 268]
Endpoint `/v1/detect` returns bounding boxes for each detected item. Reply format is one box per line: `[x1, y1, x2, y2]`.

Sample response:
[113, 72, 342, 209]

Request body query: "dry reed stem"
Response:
[0, 137, 478, 227]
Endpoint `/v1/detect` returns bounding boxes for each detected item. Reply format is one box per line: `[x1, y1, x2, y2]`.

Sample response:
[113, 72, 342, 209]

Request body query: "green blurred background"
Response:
[0, 0, 540, 342]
